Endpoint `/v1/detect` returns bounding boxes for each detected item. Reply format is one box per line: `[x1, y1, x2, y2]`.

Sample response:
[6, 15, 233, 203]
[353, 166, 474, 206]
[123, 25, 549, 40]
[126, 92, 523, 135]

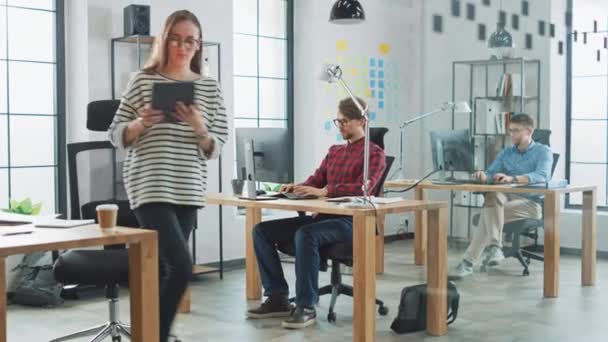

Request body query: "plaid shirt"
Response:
[301, 137, 386, 197]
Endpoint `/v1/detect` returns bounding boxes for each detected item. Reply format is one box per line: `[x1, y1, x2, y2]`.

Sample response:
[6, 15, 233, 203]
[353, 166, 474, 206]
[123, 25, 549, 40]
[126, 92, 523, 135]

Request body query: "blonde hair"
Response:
[143, 10, 203, 74]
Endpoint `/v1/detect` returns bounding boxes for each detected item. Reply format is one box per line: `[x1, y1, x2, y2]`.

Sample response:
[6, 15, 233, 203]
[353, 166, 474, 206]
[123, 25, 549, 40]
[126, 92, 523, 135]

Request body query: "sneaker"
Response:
[448, 261, 473, 280]
[480, 247, 491, 263]
[485, 245, 505, 267]
[247, 296, 294, 319]
[281, 306, 317, 329]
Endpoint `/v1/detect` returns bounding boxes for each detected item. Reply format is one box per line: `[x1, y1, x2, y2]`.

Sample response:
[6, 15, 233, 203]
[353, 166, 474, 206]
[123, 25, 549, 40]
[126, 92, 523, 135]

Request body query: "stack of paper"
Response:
[34, 219, 96, 228]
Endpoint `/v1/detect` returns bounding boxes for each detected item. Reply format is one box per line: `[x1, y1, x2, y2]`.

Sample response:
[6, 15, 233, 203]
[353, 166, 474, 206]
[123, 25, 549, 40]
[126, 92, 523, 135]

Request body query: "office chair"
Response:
[52, 100, 137, 342]
[278, 127, 393, 322]
[477, 129, 558, 276]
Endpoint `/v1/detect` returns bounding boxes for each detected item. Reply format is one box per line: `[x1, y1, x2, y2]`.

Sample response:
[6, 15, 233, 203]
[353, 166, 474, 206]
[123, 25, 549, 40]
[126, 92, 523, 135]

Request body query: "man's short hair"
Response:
[510, 113, 535, 128]
[339, 97, 367, 120]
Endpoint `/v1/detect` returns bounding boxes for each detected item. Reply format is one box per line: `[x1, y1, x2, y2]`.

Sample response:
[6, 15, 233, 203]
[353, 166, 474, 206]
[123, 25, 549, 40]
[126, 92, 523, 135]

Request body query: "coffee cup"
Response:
[96, 204, 119, 229]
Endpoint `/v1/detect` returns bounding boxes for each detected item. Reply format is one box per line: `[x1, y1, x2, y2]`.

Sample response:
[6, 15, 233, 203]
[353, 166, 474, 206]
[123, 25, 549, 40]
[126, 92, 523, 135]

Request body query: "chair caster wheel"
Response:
[327, 312, 336, 323]
[523, 269, 530, 276]
[112, 337, 121, 342]
[378, 305, 389, 316]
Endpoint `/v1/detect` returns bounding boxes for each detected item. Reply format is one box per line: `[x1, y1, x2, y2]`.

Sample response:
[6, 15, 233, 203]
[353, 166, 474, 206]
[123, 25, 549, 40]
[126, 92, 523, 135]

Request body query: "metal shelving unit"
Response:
[110, 34, 224, 278]
[449, 57, 541, 243]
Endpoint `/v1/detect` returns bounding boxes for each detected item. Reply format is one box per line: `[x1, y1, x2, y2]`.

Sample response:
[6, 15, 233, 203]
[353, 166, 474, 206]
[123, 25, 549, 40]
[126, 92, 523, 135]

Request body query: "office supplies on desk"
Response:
[1, 225, 34, 236]
[34, 219, 96, 228]
[520, 179, 569, 189]
[0, 212, 60, 225]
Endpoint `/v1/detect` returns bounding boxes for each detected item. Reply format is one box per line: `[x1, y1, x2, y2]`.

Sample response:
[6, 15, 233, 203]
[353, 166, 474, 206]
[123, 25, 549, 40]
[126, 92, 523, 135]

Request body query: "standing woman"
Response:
[108, 10, 228, 341]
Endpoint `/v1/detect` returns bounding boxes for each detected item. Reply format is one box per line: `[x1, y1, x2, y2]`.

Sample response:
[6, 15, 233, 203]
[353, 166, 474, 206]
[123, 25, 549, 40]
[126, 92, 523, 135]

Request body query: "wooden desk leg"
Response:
[178, 287, 191, 313]
[0, 257, 6, 342]
[426, 207, 447, 336]
[582, 190, 597, 286]
[543, 193, 560, 298]
[246, 208, 262, 300]
[375, 213, 385, 275]
[415, 187, 427, 265]
[353, 214, 376, 342]
[129, 238, 159, 342]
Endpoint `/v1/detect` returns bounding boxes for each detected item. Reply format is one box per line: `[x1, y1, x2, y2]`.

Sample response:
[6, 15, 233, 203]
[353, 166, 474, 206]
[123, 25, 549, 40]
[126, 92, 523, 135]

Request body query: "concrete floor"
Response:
[7, 239, 607, 342]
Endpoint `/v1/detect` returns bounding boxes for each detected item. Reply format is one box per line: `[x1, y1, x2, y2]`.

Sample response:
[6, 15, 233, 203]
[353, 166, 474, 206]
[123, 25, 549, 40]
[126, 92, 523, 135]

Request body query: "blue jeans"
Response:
[134, 203, 196, 342]
[252, 214, 353, 307]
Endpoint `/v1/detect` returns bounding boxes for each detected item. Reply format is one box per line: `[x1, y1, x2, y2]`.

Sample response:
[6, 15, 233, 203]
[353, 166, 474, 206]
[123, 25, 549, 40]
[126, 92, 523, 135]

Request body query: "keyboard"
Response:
[270, 192, 318, 200]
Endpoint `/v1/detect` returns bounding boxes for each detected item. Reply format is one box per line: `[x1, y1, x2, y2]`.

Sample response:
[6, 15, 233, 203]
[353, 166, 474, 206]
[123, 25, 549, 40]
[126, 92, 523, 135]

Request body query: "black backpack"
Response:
[390, 282, 459, 334]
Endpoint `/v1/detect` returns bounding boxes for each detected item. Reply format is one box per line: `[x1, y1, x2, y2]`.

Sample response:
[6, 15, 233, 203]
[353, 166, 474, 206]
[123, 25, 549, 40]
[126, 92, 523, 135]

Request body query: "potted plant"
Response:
[2, 198, 43, 215]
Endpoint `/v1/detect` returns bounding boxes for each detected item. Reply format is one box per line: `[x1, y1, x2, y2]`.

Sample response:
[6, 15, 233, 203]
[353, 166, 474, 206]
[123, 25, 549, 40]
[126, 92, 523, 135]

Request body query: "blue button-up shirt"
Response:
[486, 141, 552, 197]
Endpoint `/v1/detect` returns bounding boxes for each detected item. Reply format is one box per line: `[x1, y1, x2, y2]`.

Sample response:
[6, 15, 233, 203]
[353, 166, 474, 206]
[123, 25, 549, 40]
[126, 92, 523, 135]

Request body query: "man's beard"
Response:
[342, 132, 352, 140]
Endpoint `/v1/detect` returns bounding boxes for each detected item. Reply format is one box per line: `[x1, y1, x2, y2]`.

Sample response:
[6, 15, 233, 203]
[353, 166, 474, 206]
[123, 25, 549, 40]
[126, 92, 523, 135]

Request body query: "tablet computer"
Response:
[151, 81, 195, 122]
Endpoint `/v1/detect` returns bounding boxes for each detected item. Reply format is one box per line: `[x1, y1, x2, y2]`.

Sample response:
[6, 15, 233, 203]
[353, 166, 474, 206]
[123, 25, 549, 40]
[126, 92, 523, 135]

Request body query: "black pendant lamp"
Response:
[329, 0, 365, 24]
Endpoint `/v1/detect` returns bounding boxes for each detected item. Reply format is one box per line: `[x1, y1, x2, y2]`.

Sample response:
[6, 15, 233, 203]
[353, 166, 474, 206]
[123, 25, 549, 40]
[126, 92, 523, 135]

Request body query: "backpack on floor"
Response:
[390, 282, 459, 334]
[9, 252, 63, 307]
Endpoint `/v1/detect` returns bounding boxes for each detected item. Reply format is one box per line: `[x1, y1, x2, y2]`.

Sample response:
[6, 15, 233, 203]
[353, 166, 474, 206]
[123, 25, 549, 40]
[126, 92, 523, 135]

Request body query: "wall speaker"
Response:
[124, 4, 150, 36]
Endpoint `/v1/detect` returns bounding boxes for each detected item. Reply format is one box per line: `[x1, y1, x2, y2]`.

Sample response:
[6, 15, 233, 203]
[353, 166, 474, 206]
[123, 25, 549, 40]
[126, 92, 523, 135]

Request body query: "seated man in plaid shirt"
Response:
[246, 97, 386, 329]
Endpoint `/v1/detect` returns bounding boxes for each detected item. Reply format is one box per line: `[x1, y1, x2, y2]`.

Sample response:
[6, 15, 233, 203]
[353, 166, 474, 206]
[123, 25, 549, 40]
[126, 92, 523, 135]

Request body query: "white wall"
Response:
[294, 0, 424, 235]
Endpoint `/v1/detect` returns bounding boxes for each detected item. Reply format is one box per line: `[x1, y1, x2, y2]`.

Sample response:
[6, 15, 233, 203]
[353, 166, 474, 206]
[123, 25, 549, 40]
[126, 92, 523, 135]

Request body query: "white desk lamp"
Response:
[392, 101, 472, 180]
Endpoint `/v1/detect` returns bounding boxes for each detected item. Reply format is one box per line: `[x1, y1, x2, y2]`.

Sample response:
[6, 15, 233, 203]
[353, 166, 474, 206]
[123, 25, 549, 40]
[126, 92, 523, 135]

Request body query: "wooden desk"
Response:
[0, 225, 159, 342]
[384, 180, 597, 298]
[206, 193, 448, 340]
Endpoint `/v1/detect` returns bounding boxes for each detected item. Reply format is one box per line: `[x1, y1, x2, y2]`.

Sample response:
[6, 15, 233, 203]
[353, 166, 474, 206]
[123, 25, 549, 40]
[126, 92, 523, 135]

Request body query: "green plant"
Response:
[2, 198, 42, 215]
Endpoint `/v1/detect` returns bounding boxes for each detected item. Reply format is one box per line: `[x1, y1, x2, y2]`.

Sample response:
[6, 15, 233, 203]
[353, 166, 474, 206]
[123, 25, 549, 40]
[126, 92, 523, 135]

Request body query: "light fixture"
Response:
[488, 0, 514, 59]
[392, 101, 472, 180]
[329, 0, 365, 24]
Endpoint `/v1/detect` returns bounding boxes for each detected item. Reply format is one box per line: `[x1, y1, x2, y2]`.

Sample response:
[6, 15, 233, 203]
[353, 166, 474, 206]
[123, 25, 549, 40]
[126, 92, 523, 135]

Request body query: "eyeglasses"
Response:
[167, 36, 200, 50]
[333, 118, 352, 127]
[508, 128, 525, 135]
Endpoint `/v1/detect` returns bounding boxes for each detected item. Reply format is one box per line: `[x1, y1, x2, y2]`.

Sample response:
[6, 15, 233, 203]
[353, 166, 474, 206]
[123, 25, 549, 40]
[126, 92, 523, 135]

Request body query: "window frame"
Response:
[565, 0, 608, 210]
[0, 0, 66, 215]
[232, 0, 294, 182]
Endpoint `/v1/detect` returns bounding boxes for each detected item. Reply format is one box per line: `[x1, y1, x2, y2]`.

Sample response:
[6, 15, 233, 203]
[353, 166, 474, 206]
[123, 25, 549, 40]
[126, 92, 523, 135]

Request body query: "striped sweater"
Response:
[108, 71, 228, 209]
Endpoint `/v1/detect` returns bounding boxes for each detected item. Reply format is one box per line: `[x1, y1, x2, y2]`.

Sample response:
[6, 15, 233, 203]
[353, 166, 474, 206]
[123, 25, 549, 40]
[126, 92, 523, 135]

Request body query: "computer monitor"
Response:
[235, 128, 293, 184]
[430, 129, 474, 174]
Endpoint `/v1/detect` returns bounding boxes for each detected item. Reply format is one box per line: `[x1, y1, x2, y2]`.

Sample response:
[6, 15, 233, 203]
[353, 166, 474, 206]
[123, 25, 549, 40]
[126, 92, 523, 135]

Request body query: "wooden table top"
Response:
[384, 180, 596, 195]
[206, 193, 447, 216]
[0, 225, 156, 257]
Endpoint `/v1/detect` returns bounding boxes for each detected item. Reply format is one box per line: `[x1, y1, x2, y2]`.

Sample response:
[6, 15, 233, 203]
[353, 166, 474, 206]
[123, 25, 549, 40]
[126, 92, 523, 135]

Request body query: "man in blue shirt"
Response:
[449, 113, 553, 279]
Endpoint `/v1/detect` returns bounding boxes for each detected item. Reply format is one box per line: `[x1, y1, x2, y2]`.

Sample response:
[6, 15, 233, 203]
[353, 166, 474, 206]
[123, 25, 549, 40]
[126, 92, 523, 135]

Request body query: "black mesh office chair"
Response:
[52, 100, 136, 342]
[278, 127, 393, 323]
[477, 129, 557, 276]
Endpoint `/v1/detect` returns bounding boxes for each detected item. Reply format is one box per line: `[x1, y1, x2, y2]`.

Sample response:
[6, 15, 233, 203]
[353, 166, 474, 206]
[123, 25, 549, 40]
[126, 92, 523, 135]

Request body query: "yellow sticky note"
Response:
[364, 88, 372, 98]
[346, 68, 358, 76]
[379, 43, 391, 55]
[336, 40, 348, 52]
[336, 55, 345, 64]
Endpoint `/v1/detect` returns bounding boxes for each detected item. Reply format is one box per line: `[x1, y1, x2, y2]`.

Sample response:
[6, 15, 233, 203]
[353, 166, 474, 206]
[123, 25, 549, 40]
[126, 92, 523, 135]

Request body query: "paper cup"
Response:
[96, 204, 119, 229]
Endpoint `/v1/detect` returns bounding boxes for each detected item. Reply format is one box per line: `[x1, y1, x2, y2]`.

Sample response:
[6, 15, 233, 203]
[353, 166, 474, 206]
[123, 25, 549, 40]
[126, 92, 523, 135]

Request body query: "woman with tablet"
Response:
[108, 9, 228, 342]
